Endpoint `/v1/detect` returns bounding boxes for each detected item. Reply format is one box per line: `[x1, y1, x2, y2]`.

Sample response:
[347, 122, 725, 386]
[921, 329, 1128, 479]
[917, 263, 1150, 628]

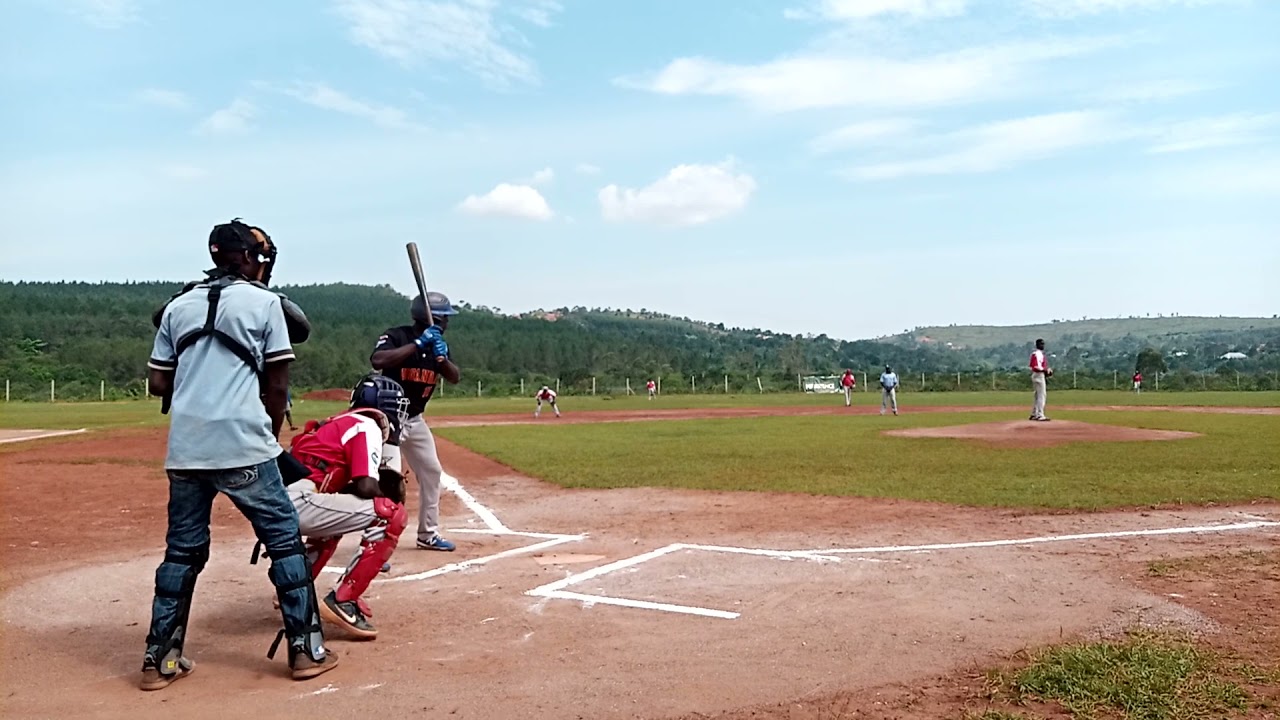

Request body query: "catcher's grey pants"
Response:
[1031, 374, 1048, 419]
[881, 387, 897, 414]
[390, 414, 445, 541]
[289, 480, 378, 538]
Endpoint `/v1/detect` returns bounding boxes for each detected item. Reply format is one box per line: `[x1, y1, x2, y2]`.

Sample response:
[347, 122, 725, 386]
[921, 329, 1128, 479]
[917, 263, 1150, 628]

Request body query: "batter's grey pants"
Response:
[1031, 374, 1048, 419]
[385, 414, 445, 542]
[881, 387, 897, 414]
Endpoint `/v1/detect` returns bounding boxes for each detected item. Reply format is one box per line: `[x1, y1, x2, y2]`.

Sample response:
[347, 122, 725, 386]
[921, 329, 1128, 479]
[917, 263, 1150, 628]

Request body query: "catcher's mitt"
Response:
[378, 467, 406, 504]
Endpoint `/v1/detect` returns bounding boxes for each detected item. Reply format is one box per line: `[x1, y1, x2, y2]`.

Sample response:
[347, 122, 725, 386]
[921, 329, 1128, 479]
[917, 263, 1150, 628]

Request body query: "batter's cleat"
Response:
[416, 535, 456, 552]
[139, 656, 195, 691]
[291, 649, 341, 681]
[319, 591, 378, 640]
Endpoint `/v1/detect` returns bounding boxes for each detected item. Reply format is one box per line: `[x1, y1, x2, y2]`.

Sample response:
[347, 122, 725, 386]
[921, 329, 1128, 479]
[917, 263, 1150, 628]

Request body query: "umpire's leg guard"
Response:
[143, 543, 208, 676]
[264, 538, 329, 667]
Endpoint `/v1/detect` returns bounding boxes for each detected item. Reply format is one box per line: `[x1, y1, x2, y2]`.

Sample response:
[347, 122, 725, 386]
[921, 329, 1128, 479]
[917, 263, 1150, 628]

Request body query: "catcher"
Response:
[281, 374, 411, 639]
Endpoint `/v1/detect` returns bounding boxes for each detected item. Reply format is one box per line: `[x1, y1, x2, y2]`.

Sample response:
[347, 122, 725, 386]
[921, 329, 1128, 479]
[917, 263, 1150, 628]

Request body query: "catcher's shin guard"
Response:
[305, 537, 340, 582]
[334, 498, 406, 604]
[143, 543, 209, 676]
[263, 539, 329, 667]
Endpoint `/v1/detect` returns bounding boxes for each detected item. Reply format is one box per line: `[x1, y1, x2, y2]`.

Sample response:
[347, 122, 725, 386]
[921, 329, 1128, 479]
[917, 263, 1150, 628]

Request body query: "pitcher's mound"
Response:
[884, 419, 1201, 448]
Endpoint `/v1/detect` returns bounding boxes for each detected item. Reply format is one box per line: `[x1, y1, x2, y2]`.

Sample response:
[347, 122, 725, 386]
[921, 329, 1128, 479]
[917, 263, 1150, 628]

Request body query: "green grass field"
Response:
[437, 409, 1280, 510]
[2, 390, 1278, 430]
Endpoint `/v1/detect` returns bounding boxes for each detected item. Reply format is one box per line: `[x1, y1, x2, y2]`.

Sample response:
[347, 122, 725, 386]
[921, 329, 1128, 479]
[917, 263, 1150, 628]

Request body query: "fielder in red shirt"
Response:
[286, 375, 410, 639]
[646, 379, 657, 400]
[840, 369, 857, 407]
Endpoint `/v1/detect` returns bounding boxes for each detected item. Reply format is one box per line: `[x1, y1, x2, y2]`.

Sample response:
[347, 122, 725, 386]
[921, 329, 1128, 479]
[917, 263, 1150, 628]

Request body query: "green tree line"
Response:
[1, 281, 1275, 401]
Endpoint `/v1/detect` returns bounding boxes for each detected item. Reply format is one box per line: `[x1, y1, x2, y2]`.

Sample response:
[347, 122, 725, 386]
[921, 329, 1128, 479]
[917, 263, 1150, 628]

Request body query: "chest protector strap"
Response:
[161, 276, 265, 414]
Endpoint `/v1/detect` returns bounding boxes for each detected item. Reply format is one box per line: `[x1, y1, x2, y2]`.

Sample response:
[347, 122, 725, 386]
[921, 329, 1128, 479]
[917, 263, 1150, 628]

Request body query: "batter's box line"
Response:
[524, 520, 1280, 621]
[321, 471, 588, 585]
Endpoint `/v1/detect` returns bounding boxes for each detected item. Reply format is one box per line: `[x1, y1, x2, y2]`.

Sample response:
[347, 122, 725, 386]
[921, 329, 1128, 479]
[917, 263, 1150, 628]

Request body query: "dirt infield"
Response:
[884, 419, 1202, 447]
[1, 406, 1277, 720]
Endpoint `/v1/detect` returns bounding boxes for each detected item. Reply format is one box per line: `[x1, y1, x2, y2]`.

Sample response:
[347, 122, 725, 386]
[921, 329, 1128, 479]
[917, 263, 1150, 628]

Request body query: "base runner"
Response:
[285, 375, 410, 639]
[535, 385, 560, 418]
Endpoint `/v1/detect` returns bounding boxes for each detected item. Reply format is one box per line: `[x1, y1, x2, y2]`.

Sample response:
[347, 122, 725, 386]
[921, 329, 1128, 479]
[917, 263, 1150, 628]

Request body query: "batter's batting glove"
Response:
[415, 326, 444, 351]
[431, 337, 449, 359]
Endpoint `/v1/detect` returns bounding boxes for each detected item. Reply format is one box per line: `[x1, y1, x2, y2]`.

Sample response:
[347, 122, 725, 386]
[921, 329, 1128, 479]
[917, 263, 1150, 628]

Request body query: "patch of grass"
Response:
[439, 410, 1280, 510]
[996, 632, 1251, 720]
[1, 390, 1276, 430]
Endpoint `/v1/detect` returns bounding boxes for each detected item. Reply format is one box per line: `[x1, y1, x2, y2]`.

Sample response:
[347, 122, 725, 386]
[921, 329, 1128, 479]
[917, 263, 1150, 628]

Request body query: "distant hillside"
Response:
[1, 282, 1276, 400]
[885, 316, 1280, 350]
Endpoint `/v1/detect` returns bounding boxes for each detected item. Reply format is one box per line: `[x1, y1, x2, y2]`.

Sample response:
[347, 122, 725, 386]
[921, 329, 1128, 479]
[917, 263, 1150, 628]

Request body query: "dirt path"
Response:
[1, 409, 1278, 720]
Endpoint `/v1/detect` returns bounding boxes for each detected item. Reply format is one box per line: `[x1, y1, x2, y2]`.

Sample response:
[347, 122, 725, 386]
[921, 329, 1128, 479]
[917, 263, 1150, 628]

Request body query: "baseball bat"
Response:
[405, 242, 434, 329]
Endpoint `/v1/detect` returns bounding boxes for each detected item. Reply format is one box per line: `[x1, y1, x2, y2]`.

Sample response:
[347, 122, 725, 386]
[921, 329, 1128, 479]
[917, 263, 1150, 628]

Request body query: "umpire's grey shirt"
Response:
[149, 279, 294, 470]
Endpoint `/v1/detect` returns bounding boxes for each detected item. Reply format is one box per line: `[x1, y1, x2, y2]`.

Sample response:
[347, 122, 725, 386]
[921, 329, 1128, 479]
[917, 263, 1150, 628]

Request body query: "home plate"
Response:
[533, 553, 607, 566]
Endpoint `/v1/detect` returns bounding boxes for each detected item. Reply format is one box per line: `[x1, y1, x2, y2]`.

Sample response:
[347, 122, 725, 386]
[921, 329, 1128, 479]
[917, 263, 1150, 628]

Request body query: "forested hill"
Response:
[1, 281, 1276, 399]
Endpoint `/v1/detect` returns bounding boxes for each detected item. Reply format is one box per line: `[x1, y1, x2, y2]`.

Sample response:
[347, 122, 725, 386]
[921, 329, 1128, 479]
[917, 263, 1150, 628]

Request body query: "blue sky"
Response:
[2, 0, 1277, 339]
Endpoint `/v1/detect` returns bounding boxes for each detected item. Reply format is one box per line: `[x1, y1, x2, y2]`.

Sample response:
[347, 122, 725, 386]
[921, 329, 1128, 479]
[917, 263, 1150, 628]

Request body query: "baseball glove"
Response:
[378, 467, 406, 504]
[1045, 368, 1054, 378]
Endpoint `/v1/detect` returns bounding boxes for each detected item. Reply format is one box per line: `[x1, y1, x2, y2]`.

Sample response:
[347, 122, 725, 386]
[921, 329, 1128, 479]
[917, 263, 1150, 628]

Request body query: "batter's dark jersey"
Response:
[371, 325, 450, 418]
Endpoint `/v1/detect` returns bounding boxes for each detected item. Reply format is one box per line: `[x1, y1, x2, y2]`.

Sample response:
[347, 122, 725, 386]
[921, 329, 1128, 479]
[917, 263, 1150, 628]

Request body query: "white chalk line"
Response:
[526, 520, 1280, 620]
[319, 470, 587, 585]
[0, 428, 87, 444]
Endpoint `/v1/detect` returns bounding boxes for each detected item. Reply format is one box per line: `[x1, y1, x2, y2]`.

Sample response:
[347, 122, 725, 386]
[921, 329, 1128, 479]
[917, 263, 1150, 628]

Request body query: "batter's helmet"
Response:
[350, 374, 410, 444]
[410, 292, 458, 325]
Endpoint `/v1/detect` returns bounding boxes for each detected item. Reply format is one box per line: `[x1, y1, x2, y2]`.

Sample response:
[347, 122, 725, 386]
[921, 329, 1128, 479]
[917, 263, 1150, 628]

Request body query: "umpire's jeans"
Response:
[146, 458, 316, 656]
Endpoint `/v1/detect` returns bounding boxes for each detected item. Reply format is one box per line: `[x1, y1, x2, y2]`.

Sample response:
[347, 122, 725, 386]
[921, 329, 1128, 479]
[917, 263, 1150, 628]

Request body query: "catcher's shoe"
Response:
[319, 591, 378, 639]
[139, 656, 195, 691]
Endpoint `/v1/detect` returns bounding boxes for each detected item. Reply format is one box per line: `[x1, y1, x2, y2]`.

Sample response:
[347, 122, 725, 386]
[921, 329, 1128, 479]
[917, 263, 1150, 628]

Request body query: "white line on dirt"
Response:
[441, 471, 510, 533]
[542, 590, 740, 620]
[0, 428, 87, 444]
[527, 520, 1280, 620]
[802, 520, 1280, 555]
[381, 535, 584, 584]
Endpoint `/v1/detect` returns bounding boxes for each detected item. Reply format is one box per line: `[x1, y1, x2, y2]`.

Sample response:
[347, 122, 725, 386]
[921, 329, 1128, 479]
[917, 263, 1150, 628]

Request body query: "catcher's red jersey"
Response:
[288, 411, 383, 494]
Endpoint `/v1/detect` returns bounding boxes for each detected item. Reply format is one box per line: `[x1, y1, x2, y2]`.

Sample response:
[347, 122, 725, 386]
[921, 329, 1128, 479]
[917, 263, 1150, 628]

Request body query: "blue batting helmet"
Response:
[410, 291, 458, 325]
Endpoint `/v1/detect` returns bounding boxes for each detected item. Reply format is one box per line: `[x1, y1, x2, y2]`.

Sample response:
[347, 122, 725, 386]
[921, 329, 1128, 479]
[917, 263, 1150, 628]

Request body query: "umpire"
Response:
[141, 219, 338, 690]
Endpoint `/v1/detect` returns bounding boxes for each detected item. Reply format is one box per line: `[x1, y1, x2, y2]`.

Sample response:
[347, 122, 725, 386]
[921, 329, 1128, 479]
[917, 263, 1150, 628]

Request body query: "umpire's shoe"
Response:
[417, 535, 455, 552]
[319, 591, 378, 640]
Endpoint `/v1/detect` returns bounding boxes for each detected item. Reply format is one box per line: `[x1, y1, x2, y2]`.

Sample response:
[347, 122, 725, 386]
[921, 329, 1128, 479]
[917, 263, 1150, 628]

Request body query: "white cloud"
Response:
[458, 183, 554, 220]
[598, 159, 756, 227]
[785, 0, 968, 21]
[331, 0, 561, 86]
[1025, 0, 1237, 17]
[60, 0, 140, 28]
[575, 163, 602, 175]
[135, 88, 190, 111]
[810, 118, 920, 153]
[619, 38, 1117, 113]
[1092, 79, 1213, 104]
[195, 99, 256, 136]
[282, 83, 420, 130]
[527, 167, 555, 185]
[847, 110, 1128, 179]
[1146, 113, 1280, 154]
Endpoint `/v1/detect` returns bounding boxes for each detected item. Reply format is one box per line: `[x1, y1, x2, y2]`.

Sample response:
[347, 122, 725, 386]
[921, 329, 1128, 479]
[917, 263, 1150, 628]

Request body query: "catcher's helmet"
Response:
[208, 218, 277, 284]
[410, 292, 458, 325]
[349, 374, 409, 444]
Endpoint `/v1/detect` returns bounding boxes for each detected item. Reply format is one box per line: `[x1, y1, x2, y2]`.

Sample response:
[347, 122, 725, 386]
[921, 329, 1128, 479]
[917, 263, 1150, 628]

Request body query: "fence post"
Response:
[101, 380, 105, 402]
[4, 379, 8, 402]
[1113, 370, 1117, 389]
[724, 375, 729, 393]
[757, 377, 763, 393]
[863, 372, 867, 391]
[692, 375, 696, 393]
[1073, 370, 1077, 389]
[592, 377, 596, 396]
[626, 378, 631, 395]
[1236, 371, 1240, 390]
[50, 379, 55, 402]
[1155, 372, 1159, 391]
[520, 378, 524, 395]
[797, 374, 802, 392]
[556, 378, 560, 394]
[920, 372, 925, 390]
[477, 380, 482, 397]
[992, 371, 996, 390]
[657, 377, 661, 395]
